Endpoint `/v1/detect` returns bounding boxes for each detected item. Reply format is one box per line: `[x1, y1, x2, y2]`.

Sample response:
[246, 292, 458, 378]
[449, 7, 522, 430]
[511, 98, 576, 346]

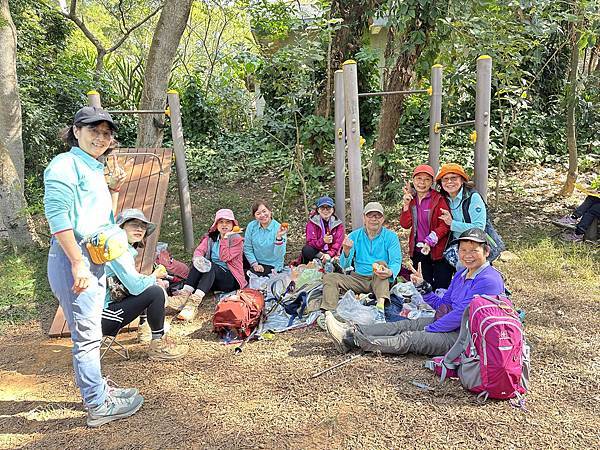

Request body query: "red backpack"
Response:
[213, 289, 265, 339]
[425, 294, 530, 404]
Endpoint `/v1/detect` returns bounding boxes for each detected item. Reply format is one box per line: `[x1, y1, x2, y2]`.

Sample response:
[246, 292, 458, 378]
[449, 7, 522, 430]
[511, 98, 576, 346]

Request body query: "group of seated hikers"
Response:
[44, 106, 513, 427]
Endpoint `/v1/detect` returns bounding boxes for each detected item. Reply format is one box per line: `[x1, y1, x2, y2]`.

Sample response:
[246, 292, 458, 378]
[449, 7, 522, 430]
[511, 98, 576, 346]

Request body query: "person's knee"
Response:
[147, 285, 167, 306]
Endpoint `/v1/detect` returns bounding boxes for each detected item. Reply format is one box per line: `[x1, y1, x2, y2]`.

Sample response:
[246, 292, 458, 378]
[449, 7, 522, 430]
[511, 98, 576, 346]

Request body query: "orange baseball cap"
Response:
[412, 164, 435, 179]
[435, 163, 469, 182]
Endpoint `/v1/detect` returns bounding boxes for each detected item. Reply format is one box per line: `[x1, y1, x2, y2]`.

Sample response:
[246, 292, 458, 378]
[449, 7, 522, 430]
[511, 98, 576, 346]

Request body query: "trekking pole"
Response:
[234, 326, 259, 354]
[309, 354, 362, 379]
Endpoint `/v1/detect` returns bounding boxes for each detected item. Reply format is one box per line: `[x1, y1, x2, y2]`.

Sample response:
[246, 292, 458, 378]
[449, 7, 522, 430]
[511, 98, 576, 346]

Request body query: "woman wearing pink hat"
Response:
[400, 164, 453, 289]
[174, 209, 247, 321]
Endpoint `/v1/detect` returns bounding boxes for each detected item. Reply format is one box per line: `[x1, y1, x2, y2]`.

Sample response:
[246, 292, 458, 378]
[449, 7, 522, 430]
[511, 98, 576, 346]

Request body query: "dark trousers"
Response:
[301, 244, 322, 264]
[185, 264, 239, 294]
[574, 196, 600, 235]
[102, 285, 166, 337]
[411, 251, 454, 291]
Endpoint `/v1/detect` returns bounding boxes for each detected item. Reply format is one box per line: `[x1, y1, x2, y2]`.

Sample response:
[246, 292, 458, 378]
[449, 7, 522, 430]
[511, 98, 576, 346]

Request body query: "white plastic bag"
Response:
[336, 290, 379, 326]
[390, 281, 424, 306]
[193, 255, 212, 273]
[247, 271, 269, 291]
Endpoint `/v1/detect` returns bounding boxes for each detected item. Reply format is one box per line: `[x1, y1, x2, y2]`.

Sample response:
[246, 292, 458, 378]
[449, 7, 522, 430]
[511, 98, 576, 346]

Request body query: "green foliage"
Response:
[0, 243, 53, 329]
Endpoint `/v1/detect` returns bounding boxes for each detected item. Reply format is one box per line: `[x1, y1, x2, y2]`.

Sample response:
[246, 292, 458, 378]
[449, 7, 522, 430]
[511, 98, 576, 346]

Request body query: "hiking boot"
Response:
[316, 313, 327, 331]
[105, 377, 138, 399]
[553, 215, 578, 228]
[147, 336, 189, 361]
[562, 230, 584, 243]
[325, 311, 352, 354]
[176, 293, 204, 321]
[86, 393, 144, 428]
[166, 294, 188, 312]
[137, 321, 152, 343]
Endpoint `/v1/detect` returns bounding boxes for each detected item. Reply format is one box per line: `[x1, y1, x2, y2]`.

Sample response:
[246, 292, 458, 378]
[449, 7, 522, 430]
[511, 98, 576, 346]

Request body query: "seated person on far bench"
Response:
[321, 202, 402, 319]
[324, 228, 505, 356]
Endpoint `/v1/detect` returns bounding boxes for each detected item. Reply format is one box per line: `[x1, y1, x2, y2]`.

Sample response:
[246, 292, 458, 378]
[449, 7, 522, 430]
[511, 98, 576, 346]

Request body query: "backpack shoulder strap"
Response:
[461, 188, 473, 223]
[443, 305, 471, 365]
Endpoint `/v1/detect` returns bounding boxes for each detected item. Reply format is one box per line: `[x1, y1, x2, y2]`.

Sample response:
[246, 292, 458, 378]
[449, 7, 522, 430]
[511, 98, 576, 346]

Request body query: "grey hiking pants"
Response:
[353, 318, 458, 356]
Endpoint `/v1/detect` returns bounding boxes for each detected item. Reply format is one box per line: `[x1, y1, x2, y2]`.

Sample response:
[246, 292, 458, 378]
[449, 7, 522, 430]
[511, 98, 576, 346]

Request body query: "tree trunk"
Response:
[0, 0, 24, 186]
[136, 0, 192, 148]
[368, 24, 426, 188]
[560, 26, 580, 196]
[314, 0, 383, 118]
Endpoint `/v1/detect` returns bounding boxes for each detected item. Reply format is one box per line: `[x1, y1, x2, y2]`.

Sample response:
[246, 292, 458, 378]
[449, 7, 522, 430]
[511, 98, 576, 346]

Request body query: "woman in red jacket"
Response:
[399, 164, 453, 290]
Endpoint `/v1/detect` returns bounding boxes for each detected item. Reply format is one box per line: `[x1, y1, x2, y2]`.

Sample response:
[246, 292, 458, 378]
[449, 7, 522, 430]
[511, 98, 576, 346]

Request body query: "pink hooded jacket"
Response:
[305, 212, 345, 257]
[193, 209, 247, 289]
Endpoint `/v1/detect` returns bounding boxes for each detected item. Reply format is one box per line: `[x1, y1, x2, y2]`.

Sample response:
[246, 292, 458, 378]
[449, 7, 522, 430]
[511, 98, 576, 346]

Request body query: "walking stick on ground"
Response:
[310, 354, 362, 379]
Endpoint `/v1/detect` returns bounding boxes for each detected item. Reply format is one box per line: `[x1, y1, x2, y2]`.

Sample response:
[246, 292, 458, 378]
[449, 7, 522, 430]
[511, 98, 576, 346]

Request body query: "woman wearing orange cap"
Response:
[435, 164, 487, 267]
[400, 164, 453, 289]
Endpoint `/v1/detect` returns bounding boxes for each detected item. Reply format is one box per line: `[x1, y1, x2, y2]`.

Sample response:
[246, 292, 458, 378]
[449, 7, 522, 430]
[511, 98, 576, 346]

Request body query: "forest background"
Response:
[0, 0, 598, 323]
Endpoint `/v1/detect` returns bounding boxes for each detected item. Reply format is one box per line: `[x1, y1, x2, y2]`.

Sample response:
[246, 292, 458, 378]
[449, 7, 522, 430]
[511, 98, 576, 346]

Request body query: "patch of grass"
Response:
[0, 242, 53, 330]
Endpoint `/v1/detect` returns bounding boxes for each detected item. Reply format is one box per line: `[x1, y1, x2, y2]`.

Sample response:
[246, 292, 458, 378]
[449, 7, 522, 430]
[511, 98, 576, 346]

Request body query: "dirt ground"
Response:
[1, 166, 599, 449]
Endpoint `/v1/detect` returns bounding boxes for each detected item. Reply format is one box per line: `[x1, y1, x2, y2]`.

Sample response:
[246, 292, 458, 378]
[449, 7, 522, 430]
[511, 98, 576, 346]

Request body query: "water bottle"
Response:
[324, 260, 334, 273]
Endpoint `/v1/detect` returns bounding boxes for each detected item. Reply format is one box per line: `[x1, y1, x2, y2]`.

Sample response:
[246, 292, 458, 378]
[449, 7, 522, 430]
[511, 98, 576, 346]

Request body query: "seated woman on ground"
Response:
[297, 196, 345, 265]
[399, 164, 453, 290]
[554, 194, 600, 242]
[174, 209, 247, 321]
[102, 209, 188, 361]
[324, 228, 505, 357]
[243, 200, 287, 276]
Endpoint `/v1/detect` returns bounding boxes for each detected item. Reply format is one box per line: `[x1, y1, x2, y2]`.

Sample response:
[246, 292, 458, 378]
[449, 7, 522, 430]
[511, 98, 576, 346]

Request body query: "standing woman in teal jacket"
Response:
[44, 107, 142, 427]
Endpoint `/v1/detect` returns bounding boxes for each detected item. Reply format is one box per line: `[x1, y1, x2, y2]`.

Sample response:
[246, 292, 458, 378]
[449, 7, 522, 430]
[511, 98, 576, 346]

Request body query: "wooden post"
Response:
[334, 69, 346, 226]
[342, 60, 364, 230]
[474, 56, 492, 202]
[428, 65, 443, 174]
[87, 90, 101, 108]
[167, 90, 195, 253]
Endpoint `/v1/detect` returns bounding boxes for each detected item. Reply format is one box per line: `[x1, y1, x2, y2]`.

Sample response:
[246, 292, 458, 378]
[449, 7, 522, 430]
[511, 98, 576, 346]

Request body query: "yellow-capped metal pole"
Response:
[474, 56, 492, 202]
[428, 64, 443, 174]
[342, 60, 364, 230]
[334, 69, 347, 226]
[87, 90, 101, 108]
[166, 89, 195, 253]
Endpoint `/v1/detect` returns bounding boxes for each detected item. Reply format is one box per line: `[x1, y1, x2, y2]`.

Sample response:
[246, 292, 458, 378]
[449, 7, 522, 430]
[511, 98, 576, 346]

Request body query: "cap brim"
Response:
[450, 236, 487, 246]
[80, 117, 117, 130]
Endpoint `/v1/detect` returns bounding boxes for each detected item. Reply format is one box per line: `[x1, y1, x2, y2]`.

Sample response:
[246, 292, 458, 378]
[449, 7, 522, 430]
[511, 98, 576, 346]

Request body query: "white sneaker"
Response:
[137, 321, 152, 343]
[87, 394, 144, 427]
[105, 377, 138, 398]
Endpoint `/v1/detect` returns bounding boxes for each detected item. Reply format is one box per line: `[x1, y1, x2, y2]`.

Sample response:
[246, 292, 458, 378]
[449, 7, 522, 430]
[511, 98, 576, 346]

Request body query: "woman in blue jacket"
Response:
[102, 209, 188, 361]
[243, 200, 287, 275]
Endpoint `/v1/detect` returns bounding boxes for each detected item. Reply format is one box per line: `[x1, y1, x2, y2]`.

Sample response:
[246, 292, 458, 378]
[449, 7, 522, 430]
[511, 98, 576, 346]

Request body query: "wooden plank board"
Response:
[48, 148, 173, 338]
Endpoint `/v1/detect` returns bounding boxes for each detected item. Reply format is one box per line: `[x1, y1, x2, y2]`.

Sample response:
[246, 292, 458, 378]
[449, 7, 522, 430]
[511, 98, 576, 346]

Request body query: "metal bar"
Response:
[167, 90, 195, 253]
[334, 69, 346, 226]
[342, 60, 364, 230]
[87, 90, 101, 108]
[357, 89, 428, 98]
[109, 152, 164, 174]
[107, 110, 167, 115]
[437, 120, 475, 131]
[428, 65, 443, 173]
[474, 56, 492, 202]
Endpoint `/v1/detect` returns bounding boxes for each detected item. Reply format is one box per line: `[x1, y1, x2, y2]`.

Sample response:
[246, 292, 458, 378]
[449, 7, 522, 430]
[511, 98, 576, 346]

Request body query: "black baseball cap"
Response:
[452, 227, 487, 245]
[73, 106, 116, 130]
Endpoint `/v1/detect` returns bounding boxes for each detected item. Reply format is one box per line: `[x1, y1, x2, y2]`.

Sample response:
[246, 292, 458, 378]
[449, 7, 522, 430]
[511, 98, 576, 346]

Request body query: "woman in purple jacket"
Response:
[298, 196, 345, 264]
[324, 227, 505, 356]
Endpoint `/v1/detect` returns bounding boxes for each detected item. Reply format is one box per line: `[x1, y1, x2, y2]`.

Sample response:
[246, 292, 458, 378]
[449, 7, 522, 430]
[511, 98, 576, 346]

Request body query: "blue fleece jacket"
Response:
[447, 187, 486, 240]
[339, 227, 402, 280]
[423, 263, 504, 333]
[243, 219, 286, 271]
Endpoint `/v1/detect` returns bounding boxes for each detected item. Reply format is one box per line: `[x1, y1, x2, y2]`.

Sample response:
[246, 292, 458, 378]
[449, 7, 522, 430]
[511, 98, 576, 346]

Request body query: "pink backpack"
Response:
[425, 294, 530, 404]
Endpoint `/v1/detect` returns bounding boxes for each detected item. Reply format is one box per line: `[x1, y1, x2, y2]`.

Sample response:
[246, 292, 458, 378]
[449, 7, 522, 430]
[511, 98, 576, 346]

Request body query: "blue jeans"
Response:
[47, 238, 107, 407]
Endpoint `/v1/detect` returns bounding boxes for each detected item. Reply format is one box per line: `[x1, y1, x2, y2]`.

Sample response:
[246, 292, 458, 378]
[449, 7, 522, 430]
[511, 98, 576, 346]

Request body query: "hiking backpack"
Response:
[213, 288, 265, 339]
[425, 294, 530, 403]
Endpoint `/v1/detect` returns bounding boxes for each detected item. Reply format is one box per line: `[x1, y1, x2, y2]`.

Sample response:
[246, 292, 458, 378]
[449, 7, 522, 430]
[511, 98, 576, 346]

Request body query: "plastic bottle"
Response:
[324, 260, 334, 273]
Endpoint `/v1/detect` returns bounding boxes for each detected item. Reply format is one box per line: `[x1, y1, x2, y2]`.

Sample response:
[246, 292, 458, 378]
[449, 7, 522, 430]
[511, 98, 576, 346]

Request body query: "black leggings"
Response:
[185, 264, 240, 294]
[301, 244, 323, 264]
[101, 284, 166, 337]
[574, 196, 600, 235]
[411, 251, 454, 291]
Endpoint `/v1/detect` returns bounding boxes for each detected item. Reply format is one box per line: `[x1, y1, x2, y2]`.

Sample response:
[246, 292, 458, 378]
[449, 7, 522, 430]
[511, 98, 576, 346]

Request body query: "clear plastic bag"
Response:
[296, 268, 322, 289]
[390, 281, 424, 306]
[336, 290, 379, 325]
[247, 271, 270, 291]
[193, 255, 212, 273]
